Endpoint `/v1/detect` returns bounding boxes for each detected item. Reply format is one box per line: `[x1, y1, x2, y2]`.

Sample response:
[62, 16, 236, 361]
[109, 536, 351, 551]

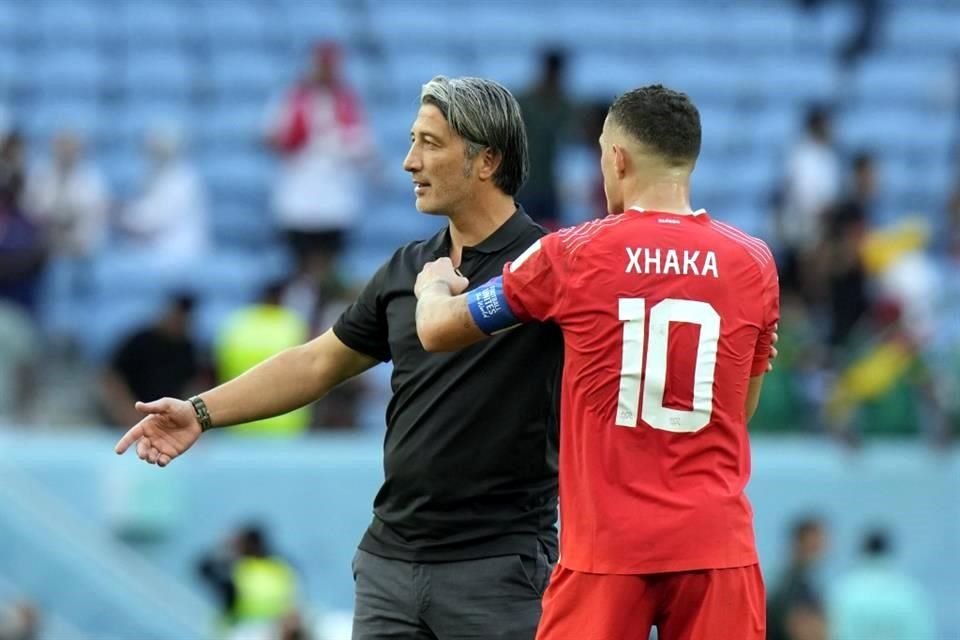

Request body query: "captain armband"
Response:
[466, 276, 521, 335]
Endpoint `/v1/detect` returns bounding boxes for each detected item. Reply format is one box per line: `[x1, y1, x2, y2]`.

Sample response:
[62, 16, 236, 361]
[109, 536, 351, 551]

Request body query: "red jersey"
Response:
[501, 209, 779, 575]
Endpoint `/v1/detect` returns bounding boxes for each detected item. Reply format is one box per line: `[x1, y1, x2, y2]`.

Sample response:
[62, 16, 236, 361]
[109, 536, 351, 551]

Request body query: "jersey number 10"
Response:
[616, 298, 720, 433]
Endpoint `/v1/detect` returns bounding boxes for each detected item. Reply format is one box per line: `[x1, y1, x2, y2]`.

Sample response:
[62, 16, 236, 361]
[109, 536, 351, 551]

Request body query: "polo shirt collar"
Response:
[428, 205, 532, 258]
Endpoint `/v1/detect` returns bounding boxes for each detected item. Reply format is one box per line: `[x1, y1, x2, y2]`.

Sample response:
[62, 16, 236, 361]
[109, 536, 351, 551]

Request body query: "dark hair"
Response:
[791, 515, 824, 542]
[421, 76, 529, 196]
[805, 104, 832, 136]
[862, 528, 891, 556]
[607, 84, 701, 166]
[853, 151, 874, 172]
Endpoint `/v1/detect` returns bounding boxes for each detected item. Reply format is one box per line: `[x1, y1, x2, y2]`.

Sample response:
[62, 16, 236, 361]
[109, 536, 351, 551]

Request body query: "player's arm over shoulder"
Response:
[417, 275, 521, 352]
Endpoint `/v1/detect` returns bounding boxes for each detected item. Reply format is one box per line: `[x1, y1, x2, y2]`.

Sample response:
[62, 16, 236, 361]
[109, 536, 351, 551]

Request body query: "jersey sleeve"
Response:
[501, 234, 566, 323]
[751, 256, 781, 376]
[332, 261, 392, 363]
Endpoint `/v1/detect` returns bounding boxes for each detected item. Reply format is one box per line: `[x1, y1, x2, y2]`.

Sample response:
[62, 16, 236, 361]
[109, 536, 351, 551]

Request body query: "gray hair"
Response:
[420, 76, 528, 196]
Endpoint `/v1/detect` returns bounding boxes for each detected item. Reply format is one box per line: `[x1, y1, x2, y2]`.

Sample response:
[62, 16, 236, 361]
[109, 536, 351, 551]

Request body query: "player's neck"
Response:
[446, 192, 517, 266]
[623, 177, 694, 216]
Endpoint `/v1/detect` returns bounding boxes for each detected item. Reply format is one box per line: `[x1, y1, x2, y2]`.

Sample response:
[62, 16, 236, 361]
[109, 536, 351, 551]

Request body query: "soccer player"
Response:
[414, 85, 777, 640]
[115, 76, 562, 638]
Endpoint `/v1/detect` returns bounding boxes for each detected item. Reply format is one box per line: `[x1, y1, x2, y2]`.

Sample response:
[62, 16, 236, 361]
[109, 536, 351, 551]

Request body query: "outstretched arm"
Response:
[114, 329, 378, 466]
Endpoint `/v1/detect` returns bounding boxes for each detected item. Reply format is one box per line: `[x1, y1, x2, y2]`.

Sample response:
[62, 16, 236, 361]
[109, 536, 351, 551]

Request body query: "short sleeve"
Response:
[751, 258, 781, 376]
[501, 234, 565, 324]
[333, 261, 392, 363]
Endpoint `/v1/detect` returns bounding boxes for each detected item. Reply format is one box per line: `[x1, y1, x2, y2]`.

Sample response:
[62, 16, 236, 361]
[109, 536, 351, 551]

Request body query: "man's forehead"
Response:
[412, 103, 451, 136]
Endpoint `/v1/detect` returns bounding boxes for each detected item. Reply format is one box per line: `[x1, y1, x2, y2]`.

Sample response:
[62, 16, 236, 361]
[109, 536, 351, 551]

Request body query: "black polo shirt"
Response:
[333, 208, 562, 562]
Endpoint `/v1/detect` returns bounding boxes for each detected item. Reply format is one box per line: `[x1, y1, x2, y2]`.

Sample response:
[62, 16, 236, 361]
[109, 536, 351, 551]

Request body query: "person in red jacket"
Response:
[266, 41, 375, 281]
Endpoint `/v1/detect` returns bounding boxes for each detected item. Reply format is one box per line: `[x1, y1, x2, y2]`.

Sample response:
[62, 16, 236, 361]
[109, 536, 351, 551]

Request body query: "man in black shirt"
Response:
[101, 294, 200, 427]
[114, 76, 562, 638]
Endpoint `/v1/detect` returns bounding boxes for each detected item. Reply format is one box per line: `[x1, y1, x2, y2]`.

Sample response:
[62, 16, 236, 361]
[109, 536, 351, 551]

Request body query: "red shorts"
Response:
[536, 564, 765, 640]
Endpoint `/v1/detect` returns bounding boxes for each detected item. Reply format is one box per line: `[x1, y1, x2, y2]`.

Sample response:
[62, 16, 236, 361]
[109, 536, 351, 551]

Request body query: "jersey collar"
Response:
[626, 207, 711, 222]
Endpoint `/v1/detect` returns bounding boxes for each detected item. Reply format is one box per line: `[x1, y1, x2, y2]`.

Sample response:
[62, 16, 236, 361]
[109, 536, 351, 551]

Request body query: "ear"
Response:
[476, 148, 502, 182]
[612, 144, 629, 178]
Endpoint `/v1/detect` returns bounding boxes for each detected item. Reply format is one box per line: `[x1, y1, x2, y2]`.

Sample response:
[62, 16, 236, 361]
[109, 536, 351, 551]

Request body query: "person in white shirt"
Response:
[25, 130, 109, 257]
[121, 125, 209, 262]
[829, 529, 936, 640]
[779, 106, 840, 302]
[265, 41, 375, 277]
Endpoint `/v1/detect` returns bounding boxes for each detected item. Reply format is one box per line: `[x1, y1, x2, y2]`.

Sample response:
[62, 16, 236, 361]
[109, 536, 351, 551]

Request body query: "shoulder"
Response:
[705, 218, 775, 272]
[551, 213, 632, 256]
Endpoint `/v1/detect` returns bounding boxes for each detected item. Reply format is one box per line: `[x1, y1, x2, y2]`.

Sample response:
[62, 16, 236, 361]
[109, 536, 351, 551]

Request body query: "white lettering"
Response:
[645, 248, 661, 274]
[703, 251, 719, 278]
[664, 249, 680, 275]
[625, 248, 720, 278]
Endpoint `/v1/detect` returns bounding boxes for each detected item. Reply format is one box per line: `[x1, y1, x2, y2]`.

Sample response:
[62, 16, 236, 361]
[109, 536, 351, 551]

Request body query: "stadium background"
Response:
[0, 0, 958, 639]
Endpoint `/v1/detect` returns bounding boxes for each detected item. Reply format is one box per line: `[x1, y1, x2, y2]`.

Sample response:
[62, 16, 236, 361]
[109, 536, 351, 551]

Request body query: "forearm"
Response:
[416, 285, 484, 352]
[200, 332, 375, 428]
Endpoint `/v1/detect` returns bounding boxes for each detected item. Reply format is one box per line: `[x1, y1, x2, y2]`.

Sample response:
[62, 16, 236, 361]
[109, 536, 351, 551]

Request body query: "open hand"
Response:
[114, 398, 202, 467]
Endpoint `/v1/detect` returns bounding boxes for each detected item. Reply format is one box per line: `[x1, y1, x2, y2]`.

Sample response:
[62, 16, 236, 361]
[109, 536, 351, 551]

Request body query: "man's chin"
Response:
[414, 199, 444, 216]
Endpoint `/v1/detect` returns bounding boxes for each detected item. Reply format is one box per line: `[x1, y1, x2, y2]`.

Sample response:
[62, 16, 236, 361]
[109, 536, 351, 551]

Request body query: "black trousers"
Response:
[351, 545, 553, 640]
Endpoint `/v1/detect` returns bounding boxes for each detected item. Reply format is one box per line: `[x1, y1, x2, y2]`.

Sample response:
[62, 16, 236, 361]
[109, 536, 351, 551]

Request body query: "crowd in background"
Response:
[1, 1, 957, 639]
[2, 43, 959, 444]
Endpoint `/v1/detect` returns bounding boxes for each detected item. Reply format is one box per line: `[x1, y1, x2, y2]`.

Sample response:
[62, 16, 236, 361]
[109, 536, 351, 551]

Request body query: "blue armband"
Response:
[467, 276, 519, 335]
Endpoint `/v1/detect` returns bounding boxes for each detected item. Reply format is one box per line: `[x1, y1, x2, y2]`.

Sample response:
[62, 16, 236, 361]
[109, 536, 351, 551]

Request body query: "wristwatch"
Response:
[188, 395, 214, 432]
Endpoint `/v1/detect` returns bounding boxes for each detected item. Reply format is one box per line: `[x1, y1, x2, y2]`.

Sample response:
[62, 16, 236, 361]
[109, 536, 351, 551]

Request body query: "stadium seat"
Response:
[19, 98, 104, 143]
[32, 0, 103, 45]
[467, 51, 540, 93]
[195, 99, 265, 149]
[884, 6, 960, 53]
[30, 47, 111, 98]
[199, 148, 275, 203]
[0, 45, 19, 94]
[195, 1, 270, 47]
[279, 0, 352, 51]
[122, 49, 195, 100]
[850, 54, 957, 109]
[366, 1, 473, 49]
[380, 50, 473, 98]
[570, 52, 666, 101]
[747, 54, 839, 104]
[207, 48, 289, 100]
[110, 1, 192, 46]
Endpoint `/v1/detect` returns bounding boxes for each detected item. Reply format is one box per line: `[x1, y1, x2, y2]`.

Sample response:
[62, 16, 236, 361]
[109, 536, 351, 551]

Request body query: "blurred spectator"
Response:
[24, 130, 109, 258]
[768, 516, 829, 640]
[825, 299, 942, 441]
[283, 271, 364, 430]
[517, 49, 576, 229]
[100, 294, 203, 427]
[750, 292, 822, 433]
[0, 132, 47, 314]
[266, 41, 375, 281]
[276, 610, 312, 640]
[215, 282, 311, 436]
[778, 105, 840, 302]
[0, 601, 38, 640]
[582, 100, 614, 220]
[197, 523, 300, 635]
[0, 301, 39, 424]
[829, 529, 936, 640]
[796, 0, 882, 65]
[820, 152, 874, 348]
[118, 125, 209, 263]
